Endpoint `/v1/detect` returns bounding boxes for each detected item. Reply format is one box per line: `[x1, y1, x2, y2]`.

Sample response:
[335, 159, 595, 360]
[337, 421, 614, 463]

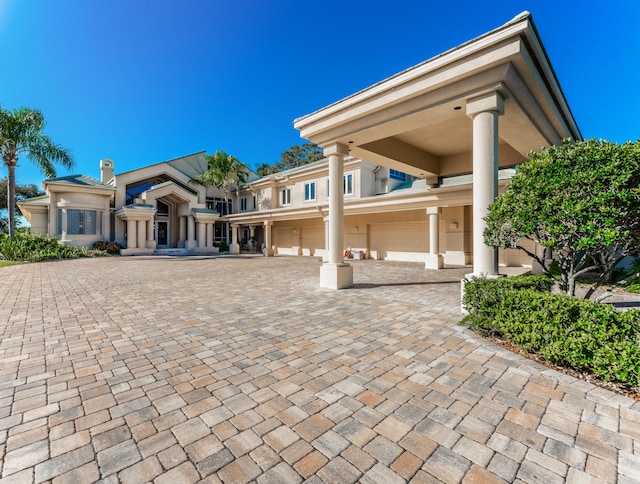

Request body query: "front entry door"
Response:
[157, 221, 169, 247]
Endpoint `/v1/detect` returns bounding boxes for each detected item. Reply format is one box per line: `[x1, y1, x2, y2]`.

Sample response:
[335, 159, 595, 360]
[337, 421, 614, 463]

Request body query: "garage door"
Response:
[369, 222, 428, 262]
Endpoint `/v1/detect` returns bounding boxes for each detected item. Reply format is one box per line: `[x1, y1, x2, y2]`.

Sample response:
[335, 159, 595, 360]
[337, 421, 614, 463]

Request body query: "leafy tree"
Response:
[256, 143, 324, 177]
[0, 179, 43, 233]
[484, 138, 640, 298]
[1, 106, 73, 236]
[190, 150, 248, 215]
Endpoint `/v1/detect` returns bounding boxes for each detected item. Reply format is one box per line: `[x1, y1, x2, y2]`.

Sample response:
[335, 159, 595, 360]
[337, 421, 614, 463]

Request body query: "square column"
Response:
[425, 207, 443, 270]
[320, 143, 353, 289]
[467, 91, 504, 276]
[179, 216, 187, 248]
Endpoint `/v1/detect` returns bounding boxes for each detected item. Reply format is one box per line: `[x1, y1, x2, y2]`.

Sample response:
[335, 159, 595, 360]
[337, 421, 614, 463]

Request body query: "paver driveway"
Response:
[0, 255, 639, 483]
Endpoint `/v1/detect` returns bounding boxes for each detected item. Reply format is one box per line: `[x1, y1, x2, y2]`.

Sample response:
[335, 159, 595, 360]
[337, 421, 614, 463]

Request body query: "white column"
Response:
[425, 207, 443, 270]
[263, 221, 274, 256]
[467, 91, 504, 276]
[320, 143, 353, 289]
[197, 222, 205, 248]
[179, 216, 186, 248]
[187, 215, 196, 249]
[206, 223, 214, 248]
[231, 223, 240, 254]
[137, 219, 146, 249]
[126, 219, 137, 249]
[146, 219, 155, 250]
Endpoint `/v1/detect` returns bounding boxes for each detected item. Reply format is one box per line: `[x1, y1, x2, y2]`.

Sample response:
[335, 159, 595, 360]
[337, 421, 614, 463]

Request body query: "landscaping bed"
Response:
[462, 275, 640, 401]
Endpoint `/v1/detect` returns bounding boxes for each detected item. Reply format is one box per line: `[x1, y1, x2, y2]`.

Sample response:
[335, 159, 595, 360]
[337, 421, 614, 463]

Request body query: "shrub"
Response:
[0, 232, 90, 262]
[92, 240, 122, 254]
[462, 275, 553, 334]
[215, 241, 229, 252]
[462, 275, 640, 388]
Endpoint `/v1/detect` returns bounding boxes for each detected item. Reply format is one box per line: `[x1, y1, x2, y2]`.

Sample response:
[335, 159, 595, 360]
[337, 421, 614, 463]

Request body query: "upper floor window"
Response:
[304, 182, 316, 201]
[253, 196, 257, 210]
[326, 174, 354, 197]
[344, 173, 353, 195]
[240, 197, 247, 211]
[389, 169, 406, 181]
[281, 187, 291, 206]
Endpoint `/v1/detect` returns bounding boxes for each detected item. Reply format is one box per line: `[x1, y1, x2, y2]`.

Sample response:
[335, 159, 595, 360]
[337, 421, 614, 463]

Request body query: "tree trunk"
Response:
[7, 163, 16, 237]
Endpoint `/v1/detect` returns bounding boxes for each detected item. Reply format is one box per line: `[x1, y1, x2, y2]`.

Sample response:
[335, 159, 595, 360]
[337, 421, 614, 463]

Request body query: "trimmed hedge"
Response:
[462, 275, 640, 387]
[0, 232, 90, 262]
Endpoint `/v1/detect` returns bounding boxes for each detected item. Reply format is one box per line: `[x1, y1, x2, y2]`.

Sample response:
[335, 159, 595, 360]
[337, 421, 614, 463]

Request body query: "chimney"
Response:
[100, 159, 114, 182]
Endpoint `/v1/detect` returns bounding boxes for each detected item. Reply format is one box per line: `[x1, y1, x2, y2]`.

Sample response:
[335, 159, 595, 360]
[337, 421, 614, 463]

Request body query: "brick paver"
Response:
[1, 255, 639, 482]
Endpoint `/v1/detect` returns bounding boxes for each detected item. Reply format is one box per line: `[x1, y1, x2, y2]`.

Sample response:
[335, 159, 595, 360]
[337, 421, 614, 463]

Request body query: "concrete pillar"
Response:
[197, 222, 205, 248]
[263, 221, 274, 256]
[320, 143, 353, 289]
[137, 220, 146, 249]
[187, 215, 196, 249]
[467, 91, 504, 276]
[146, 219, 155, 250]
[206, 223, 214, 248]
[178, 216, 186, 248]
[231, 224, 240, 254]
[425, 207, 443, 270]
[126, 219, 137, 249]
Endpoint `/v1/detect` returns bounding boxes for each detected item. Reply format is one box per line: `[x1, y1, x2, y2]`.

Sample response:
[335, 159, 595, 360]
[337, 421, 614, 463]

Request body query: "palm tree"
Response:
[1, 106, 73, 236]
[190, 150, 248, 216]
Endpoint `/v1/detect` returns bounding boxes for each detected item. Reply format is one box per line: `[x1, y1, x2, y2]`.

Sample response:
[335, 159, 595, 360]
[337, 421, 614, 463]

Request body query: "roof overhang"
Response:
[294, 12, 581, 178]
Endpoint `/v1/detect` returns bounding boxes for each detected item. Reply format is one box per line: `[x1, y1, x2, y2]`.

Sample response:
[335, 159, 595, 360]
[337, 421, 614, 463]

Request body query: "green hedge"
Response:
[0, 232, 90, 262]
[462, 275, 640, 387]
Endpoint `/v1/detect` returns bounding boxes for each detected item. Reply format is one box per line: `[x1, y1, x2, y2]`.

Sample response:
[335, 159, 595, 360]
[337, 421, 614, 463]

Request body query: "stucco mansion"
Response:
[19, 12, 580, 289]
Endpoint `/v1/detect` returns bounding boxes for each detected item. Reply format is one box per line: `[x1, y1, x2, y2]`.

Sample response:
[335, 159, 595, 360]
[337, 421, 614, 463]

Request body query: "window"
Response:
[344, 173, 353, 195]
[390, 169, 406, 181]
[281, 188, 291, 205]
[304, 182, 316, 201]
[157, 200, 169, 215]
[253, 196, 257, 210]
[326, 175, 354, 197]
[240, 197, 247, 211]
[67, 209, 97, 235]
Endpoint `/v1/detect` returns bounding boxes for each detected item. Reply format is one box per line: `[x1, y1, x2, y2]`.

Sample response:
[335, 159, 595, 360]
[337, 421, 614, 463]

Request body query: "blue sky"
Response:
[1, 0, 639, 187]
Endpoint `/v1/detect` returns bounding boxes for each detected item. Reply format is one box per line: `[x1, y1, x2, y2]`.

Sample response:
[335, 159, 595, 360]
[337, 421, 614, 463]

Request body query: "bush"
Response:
[462, 275, 553, 334]
[215, 241, 229, 252]
[92, 240, 122, 254]
[0, 232, 90, 262]
[462, 276, 640, 388]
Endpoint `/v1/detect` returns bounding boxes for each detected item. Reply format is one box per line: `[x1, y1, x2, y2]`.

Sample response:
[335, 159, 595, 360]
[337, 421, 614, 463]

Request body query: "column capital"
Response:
[426, 207, 442, 215]
[466, 91, 504, 117]
[323, 143, 349, 158]
[263, 220, 272, 227]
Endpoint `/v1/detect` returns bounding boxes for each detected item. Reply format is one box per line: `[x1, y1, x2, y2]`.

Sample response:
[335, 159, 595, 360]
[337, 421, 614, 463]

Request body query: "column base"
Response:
[425, 254, 444, 270]
[185, 240, 198, 250]
[320, 263, 353, 289]
[231, 243, 240, 254]
[263, 247, 274, 257]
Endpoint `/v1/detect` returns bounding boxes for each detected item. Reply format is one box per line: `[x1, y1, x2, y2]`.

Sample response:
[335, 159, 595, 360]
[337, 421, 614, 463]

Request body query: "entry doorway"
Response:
[156, 221, 169, 247]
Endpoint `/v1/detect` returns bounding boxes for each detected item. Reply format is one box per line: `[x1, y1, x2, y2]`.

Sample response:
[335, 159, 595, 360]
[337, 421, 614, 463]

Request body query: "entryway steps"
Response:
[154, 248, 190, 256]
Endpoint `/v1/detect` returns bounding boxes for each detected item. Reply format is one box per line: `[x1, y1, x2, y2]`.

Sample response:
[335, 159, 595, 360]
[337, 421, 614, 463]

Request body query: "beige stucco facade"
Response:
[18, 12, 579, 281]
